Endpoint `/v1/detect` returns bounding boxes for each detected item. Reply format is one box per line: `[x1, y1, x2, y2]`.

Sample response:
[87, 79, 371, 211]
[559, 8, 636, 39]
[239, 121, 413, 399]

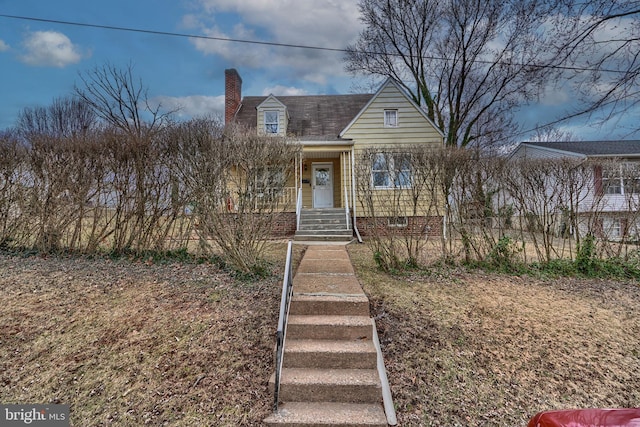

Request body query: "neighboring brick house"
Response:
[224, 69, 445, 239]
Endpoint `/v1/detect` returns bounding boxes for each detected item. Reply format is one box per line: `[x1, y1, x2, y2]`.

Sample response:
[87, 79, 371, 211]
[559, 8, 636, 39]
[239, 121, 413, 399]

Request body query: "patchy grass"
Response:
[348, 244, 640, 426]
[0, 245, 292, 426]
[3, 241, 638, 426]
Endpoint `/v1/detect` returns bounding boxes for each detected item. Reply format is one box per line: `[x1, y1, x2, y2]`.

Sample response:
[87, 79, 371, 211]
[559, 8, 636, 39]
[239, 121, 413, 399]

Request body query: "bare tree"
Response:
[530, 126, 582, 143]
[74, 63, 173, 138]
[549, 2, 640, 134]
[17, 96, 96, 139]
[346, 0, 562, 147]
[74, 63, 181, 253]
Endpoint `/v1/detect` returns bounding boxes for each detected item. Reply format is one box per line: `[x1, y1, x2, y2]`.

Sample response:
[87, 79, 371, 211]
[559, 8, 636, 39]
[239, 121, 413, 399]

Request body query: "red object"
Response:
[527, 409, 640, 427]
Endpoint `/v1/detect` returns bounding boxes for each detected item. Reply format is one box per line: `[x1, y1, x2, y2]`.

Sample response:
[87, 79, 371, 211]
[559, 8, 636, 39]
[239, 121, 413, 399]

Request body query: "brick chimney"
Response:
[225, 68, 242, 125]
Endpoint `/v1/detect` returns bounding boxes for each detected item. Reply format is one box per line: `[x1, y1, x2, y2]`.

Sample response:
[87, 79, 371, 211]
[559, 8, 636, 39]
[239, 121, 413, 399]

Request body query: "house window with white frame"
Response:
[372, 152, 412, 189]
[604, 218, 622, 239]
[253, 167, 285, 202]
[372, 153, 390, 188]
[384, 109, 398, 128]
[621, 163, 640, 194]
[602, 167, 622, 194]
[264, 111, 279, 134]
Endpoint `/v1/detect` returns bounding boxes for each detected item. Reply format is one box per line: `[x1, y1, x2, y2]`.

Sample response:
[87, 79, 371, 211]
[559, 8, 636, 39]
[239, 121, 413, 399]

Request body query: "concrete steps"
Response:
[264, 245, 391, 427]
[264, 402, 387, 427]
[288, 294, 370, 317]
[287, 315, 373, 341]
[283, 340, 377, 369]
[295, 209, 353, 242]
[276, 368, 381, 403]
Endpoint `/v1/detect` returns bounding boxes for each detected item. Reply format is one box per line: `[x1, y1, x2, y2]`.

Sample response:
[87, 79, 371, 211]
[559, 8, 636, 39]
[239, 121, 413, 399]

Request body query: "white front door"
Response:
[312, 163, 334, 208]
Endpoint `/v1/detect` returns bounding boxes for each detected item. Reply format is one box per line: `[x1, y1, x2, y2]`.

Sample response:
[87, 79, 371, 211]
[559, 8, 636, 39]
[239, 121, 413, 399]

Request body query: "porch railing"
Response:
[273, 240, 294, 411]
[281, 186, 297, 206]
[295, 188, 302, 231]
[344, 184, 351, 230]
[253, 187, 297, 210]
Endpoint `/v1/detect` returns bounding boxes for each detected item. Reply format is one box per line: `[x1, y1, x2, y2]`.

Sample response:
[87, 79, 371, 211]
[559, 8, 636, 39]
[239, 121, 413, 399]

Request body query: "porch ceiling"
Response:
[302, 150, 346, 159]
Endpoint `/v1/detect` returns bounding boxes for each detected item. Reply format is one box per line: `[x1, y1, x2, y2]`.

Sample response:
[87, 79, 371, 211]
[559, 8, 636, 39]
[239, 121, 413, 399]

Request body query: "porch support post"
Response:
[351, 146, 357, 230]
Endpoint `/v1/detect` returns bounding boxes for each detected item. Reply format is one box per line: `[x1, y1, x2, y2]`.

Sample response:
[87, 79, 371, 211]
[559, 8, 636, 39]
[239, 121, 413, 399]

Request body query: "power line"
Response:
[0, 14, 346, 53]
[0, 13, 631, 74]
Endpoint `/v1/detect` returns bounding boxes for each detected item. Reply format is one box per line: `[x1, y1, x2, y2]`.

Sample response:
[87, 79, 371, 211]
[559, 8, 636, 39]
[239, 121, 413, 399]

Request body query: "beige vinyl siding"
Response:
[342, 81, 444, 218]
[342, 83, 443, 147]
[257, 96, 288, 136]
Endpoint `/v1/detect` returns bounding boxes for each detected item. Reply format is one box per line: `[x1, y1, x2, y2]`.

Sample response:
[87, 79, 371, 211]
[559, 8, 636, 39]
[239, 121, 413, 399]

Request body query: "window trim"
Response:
[383, 109, 398, 128]
[602, 164, 640, 195]
[371, 152, 412, 190]
[264, 110, 279, 134]
[604, 218, 622, 238]
[387, 216, 408, 228]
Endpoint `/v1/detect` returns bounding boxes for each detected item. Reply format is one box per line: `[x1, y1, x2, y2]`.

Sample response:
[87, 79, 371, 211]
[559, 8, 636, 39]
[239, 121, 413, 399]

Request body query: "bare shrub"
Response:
[0, 129, 27, 247]
[355, 145, 446, 270]
[447, 152, 510, 263]
[503, 157, 594, 263]
[174, 121, 300, 274]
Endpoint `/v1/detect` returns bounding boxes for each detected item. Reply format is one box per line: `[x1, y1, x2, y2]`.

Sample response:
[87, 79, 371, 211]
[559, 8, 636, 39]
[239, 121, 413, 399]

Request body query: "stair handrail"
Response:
[344, 184, 350, 230]
[273, 240, 294, 411]
[295, 188, 302, 231]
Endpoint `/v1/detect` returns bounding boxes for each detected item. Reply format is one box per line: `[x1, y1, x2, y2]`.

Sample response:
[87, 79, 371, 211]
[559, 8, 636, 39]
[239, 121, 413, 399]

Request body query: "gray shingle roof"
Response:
[523, 140, 640, 157]
[234, 94, 374, 140]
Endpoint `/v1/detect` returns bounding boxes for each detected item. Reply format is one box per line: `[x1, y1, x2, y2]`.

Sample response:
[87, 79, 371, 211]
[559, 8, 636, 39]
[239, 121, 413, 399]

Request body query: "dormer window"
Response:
[264, 111, 279, 134]
[384, 109, 398, 128]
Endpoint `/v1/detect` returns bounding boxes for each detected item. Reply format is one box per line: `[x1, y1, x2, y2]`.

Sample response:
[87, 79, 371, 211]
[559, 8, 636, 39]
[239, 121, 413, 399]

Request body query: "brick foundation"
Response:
[354, 216, 442, 238]
[271, 212, 297, 237]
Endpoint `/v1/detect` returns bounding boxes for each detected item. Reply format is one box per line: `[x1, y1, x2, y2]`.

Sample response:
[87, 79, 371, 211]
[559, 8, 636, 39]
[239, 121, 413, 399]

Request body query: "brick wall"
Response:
[271, 212, 297, 237]
[354, 215, 442, 238]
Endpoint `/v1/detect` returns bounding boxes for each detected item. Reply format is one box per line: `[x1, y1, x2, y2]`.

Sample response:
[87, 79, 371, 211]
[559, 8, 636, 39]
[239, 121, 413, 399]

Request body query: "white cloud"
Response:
[0, 40, 9, 52]
[20, 31, 83, 67]
[540, 83, 570, 106]
[262, 86, 308, 96]
[187, 0, 363, 83]
[151, 95, 225, 119]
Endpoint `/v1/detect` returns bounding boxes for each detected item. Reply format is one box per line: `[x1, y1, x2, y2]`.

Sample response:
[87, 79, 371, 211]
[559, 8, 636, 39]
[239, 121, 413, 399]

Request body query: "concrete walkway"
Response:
[265, 244, 395, 426]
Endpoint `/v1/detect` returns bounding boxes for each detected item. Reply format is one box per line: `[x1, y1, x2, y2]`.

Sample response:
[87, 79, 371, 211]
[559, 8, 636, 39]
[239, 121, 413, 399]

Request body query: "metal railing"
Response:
[295, 188, 302, 231]
[344, 184, 351, 230]
[273, 240, 294, 411]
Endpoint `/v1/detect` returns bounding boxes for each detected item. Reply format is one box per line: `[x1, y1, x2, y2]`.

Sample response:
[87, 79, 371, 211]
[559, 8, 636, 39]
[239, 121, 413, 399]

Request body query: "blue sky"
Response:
[0, 0, 636, 142]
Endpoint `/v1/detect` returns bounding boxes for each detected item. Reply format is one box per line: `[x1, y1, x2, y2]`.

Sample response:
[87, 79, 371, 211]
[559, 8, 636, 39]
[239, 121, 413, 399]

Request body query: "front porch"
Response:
[281, 144, 358, 241]
[294, 145, 356, 211]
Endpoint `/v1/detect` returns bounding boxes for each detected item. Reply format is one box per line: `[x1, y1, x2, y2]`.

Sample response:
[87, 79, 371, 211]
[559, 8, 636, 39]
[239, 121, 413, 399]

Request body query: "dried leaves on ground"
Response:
[0, 252, 283, 426]
[348, 244, 640, 427]
[3, 243, 639, 426]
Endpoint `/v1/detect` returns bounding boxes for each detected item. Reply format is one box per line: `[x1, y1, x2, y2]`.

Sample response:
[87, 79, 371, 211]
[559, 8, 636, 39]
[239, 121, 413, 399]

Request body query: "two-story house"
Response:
[224, 69, 445, 240]
[509, 140, 640, 241]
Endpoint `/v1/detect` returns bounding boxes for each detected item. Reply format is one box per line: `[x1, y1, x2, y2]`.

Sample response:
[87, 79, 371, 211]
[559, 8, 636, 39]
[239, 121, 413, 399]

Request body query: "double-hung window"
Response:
[602, 167, 622, 194]
[254, 167, 285, 202]
[372, 153, 391, 188]
[264, 111, 279, 134]
[384, 109, 398, 128]
[372, 152, 412, 189]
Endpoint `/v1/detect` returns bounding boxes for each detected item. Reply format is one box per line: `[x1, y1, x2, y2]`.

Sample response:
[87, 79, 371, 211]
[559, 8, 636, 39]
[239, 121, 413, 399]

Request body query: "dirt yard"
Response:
[348, 244, 640, 426]
[1, 244, 639, 426]
[0, 251, 284, 426]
